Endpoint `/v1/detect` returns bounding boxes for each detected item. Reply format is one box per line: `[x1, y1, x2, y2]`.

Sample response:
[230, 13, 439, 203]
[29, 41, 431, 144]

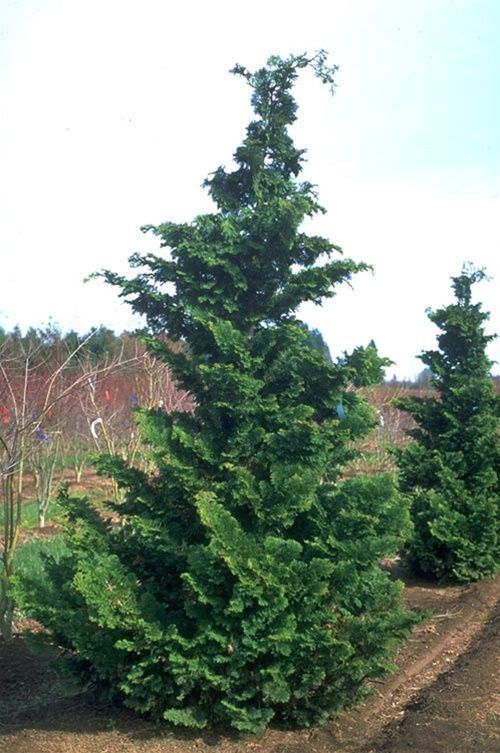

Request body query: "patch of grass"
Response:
[13, 536, 69, 581]
[0, 499, 65, 529]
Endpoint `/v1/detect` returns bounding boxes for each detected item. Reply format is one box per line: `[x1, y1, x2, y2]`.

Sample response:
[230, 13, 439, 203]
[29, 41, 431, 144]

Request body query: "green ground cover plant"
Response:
[17, 52, 416, 732]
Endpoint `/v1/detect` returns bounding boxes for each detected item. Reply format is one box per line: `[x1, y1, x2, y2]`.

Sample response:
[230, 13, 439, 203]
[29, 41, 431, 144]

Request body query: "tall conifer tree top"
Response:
[102, 52, 367, 341]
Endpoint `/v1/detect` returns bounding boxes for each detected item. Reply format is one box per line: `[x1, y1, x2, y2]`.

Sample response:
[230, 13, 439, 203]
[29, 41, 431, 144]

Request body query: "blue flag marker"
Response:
[336, 402, 346, 420]
[36, 428, 52, 441]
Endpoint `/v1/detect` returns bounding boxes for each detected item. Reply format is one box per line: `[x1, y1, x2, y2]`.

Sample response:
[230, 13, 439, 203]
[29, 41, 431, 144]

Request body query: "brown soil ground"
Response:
[1, 562, 499, 753]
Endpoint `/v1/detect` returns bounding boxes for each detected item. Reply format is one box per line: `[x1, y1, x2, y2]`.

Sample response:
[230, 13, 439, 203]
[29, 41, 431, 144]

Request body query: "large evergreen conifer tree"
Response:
[19, 53, 415, 732]
[395, 265, 500, 582]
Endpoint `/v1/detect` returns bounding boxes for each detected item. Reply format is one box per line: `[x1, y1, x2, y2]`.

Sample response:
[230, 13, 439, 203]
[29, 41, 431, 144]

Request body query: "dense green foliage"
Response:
[395, 266, 500, 582]
[17, 53, 415, 732]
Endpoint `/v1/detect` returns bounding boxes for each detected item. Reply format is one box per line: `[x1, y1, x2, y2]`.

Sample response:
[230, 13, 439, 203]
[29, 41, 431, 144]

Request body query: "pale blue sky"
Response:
[1, 0, 499, 378]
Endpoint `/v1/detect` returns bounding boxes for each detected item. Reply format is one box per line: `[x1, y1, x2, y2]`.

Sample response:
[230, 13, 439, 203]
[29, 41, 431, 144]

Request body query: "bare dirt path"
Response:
[367, 603, 500, 753]
[1, 569, 499, 753]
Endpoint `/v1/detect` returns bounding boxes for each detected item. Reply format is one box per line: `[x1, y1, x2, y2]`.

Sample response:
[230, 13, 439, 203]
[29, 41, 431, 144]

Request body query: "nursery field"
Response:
[1, 544, 499, 753]
[2, 51, 500, 752]
[1, 386, 499, 752]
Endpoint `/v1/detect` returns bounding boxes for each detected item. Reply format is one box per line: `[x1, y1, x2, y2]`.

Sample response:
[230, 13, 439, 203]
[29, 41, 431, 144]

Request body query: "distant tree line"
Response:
[0, 324, 136, 363]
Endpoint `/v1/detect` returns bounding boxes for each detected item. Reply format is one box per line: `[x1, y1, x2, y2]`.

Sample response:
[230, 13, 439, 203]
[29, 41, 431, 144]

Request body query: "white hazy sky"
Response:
[1, 0, 499, 378]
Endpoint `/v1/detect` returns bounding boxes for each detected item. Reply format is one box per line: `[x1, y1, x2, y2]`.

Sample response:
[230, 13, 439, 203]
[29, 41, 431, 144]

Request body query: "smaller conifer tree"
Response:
[395, 265, 500, 582]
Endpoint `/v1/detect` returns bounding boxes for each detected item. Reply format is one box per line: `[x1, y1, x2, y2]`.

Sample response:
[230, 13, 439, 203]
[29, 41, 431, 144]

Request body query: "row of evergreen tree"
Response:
[0, 324, 131, 362]
[14, 53, 499, 733]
